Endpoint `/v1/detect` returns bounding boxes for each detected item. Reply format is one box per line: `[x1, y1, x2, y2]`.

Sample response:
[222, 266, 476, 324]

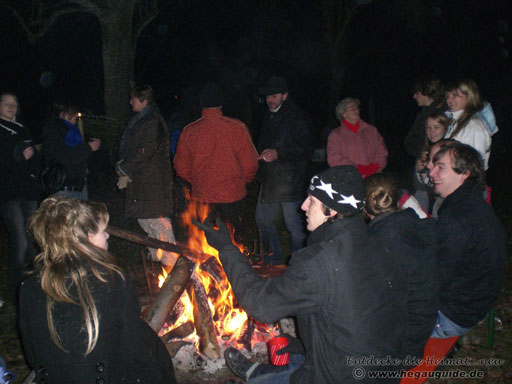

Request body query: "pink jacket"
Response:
[174, 108, 258, 203]
[327, 119, 388, 172]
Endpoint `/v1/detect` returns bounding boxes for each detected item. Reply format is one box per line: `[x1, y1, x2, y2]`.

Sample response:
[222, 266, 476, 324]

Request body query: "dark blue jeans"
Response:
[0, 198, 38, 300]
[255, 197, 306, 265]
[247, 354, 305, 383]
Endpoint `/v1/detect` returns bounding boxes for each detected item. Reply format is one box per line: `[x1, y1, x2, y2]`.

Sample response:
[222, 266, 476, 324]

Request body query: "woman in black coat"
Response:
[0, 92, 40, 300]
[364, 173, 440, 359]
[19, 197, 176, 383]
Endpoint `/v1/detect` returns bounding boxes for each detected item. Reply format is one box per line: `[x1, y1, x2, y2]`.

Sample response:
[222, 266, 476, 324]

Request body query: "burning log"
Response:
[238, 317, 255, 352]
[106, 225, 211, 262]
[142, 256, 196, 333]
[189, 272, 221, 359]
[160, 321, 195, 343]
[165, 300, 185, 326]
[165, 340, 193, 357]
[200, 256, 225, 284]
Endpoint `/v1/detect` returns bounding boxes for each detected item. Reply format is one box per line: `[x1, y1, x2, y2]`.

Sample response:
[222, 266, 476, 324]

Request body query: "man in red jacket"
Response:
[174, 82, 259, 243]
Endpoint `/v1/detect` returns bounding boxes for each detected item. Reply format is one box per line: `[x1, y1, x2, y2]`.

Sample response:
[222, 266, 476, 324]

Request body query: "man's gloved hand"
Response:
[193, 218, 233, 251]
[275, 333, 305, 356]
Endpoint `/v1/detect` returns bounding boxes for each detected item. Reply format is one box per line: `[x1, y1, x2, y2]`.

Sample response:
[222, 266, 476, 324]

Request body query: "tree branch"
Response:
[66, 0, 104, 16]
[132, 0, 161, 48]
[1, 2, 84, 44]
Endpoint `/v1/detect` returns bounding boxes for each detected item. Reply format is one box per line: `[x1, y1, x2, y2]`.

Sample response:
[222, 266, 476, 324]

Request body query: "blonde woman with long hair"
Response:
[18, 197, 175, 383]
[444, 79, 491, 170]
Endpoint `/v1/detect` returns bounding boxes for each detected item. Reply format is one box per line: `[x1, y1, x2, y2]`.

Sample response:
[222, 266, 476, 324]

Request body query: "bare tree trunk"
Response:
[98, 8, 135, 123]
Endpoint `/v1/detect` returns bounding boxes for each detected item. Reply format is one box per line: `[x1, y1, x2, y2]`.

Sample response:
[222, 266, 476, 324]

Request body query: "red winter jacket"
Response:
[327, 119, 388, 177]
[174, 108, 258, 203]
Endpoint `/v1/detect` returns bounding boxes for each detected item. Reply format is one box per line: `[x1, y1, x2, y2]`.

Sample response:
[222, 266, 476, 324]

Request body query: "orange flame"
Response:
[157, 197, 270, 351]
[158, 266, 168, 288]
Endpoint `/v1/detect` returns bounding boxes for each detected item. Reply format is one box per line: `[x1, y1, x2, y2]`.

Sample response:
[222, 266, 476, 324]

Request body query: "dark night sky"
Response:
[1, 0, 511, 172]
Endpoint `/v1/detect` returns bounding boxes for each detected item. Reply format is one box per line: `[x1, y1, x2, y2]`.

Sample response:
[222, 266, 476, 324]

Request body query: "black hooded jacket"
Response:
[219, 214, 408, 383]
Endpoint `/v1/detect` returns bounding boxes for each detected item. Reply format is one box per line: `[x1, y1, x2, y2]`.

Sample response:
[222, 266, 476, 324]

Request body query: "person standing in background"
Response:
[43, 100, 101, 200]
[0, 92, 40, 300]
[255, 76, 314, 265]
[404, 75, 446, 158]
[174, 82, 258, 243]
[327, 97, 388, 178]
[116, 85, 178, 268]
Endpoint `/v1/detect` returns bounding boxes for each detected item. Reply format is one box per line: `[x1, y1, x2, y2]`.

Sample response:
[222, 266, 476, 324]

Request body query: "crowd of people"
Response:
[0, 74, 506, 383]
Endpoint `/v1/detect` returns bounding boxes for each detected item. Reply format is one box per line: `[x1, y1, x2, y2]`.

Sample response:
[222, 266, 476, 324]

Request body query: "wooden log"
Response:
[107, 225, 212, 262]
[160, 321, 195, 343]
[199, 256, 225, 284]
[142, 256, 196, 333]
[165, 340, 193, 357]
[188, 272, 220, 359]
[165, 300, 185, 326]
[238, 317, 255, 352]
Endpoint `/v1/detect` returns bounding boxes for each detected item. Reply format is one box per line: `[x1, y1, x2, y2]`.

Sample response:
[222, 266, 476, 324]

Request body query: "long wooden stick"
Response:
[106, 225, 211, 262]
[142, 256, 196, 333]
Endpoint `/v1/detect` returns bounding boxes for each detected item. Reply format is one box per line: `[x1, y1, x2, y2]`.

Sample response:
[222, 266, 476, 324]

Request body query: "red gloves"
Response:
[357, 163, 380, 178]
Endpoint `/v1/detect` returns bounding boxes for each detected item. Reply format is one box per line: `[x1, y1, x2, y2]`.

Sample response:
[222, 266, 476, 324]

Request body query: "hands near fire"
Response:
[276, 333, 305, 356]
[259, 148, 278, 162]
[193, 218, 233, 251]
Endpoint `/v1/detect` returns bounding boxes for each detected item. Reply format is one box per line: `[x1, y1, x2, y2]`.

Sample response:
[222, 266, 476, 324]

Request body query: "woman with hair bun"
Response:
[18, 197, 176, 384]
[364, 173, 439, 359]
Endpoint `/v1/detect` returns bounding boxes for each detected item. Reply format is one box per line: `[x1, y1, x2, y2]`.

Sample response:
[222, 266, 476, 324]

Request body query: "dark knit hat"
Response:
[200, 82, 224, 108]
[308, 166, 365, 215]
[259, 76, 288, 96]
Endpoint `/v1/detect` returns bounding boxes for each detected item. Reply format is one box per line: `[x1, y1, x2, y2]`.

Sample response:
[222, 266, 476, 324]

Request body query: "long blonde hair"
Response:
[445, 79, 484, 138]
[28, 197, 124, 356]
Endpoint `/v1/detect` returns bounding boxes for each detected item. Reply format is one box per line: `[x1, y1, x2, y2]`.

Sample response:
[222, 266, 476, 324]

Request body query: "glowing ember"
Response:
[157, 198, 270, 353]
[158, 266, 168, 288]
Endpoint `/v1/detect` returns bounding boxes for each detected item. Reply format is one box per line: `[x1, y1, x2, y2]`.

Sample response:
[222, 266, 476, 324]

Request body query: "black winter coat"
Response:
[368, 209, 439, 359]
[19, 271, 176, 384]
[43, 118, 92, 187]
[219, 215, 408, 383]
[119, 107, 173, 219]
[256, 101, 314, 202]
[0, 119, 40, 204]
[436, 183, 506, 328]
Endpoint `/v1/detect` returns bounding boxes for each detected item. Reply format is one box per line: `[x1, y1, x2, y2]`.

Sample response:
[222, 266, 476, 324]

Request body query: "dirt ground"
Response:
[1, 162, 512, 383]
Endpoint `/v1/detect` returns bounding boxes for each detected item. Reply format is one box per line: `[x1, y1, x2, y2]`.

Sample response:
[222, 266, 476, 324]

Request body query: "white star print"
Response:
[315, 179, 337, 199]
[337, 194, 361, 209]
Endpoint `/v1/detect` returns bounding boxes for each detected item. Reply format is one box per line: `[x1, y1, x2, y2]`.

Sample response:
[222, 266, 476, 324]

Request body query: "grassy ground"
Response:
[1, 160, 512, 383]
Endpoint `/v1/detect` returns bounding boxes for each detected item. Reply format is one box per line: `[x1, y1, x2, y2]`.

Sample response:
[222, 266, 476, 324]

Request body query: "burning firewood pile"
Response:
[107, 200, 292, 379]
